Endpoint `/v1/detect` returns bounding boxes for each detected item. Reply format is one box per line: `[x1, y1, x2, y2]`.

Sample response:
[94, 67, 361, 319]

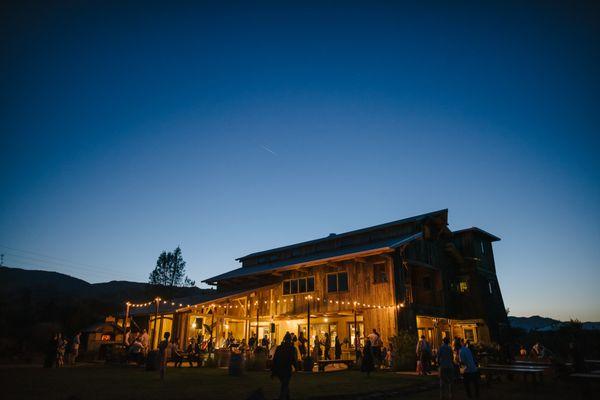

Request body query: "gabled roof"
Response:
[237, 209, 446, 261]
[453, 227, 501, 242]
[203, 232, 423, 285]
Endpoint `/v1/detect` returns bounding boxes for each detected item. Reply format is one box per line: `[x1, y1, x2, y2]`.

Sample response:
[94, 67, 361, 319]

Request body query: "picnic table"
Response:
[584, 360, 600, 368]
[513, 360, 552, 367]
[316, 359, 355, 372]
[479, 365, 546, 386]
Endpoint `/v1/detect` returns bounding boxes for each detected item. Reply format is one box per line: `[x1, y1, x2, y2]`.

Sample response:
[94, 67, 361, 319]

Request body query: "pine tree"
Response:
[148, 247, 195, 287]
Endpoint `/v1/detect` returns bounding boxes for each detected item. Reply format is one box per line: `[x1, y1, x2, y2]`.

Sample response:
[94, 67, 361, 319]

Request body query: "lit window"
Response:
[459, 281, 469, 293]
[464, 328, 475, 341]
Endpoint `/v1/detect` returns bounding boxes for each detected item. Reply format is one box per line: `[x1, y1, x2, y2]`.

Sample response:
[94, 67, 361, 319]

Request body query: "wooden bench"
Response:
[479, 366, 545, 386]
[316, 359, 355, 372]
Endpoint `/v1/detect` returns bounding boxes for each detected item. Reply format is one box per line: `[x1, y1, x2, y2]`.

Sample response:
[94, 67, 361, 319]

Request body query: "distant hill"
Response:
[509, 315, 600, 331]
[0, 266, 215, 358]
[0, 266, 212, 303]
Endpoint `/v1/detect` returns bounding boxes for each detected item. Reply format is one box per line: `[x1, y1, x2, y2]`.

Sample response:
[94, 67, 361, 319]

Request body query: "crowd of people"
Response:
[43, 332, 81, 368]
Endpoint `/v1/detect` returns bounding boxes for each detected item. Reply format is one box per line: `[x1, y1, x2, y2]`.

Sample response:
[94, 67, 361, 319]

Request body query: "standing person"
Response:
[416, 335, 431, 375]
[292, 335, 302, 369]
[249, 332, 257, 351]
[437, 337, 455, 400]
[368, 329, 382, 367]
[385, 343, 393, 368]
[158, 332, 171, 380]
[361, 339, 375, 376]
[70, 332, 81, 365]
[140, 329, 149, 353]
[44, 333, 58, 368]
[312, 336, 320, 361]
[334, 336, 342, 360]
[324, 333, 331, 360]
[271, 333, 297, 400]
[519, 345, 527, 359]
[172, 338, 186, 367]
[261, 335, 270, 348]
[124, 330, 131, 348]
[56, 333, 66, 367]
[298, 331, 307, 358]
[457, 340, 480, 399]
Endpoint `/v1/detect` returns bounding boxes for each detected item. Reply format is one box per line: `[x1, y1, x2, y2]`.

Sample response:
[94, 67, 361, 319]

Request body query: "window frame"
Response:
[326, 271, 349, 293]
[282, 276, 316, 296]
[373, 262, 388, 284]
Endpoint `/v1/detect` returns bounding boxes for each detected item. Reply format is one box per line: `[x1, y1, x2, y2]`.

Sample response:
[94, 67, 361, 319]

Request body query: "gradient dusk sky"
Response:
[1, 1, 598, 321]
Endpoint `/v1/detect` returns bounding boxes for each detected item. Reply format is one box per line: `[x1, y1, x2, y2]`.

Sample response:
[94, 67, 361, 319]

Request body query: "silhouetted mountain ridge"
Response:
[0, 266, 211, 303]
[509, 315, 600, 331]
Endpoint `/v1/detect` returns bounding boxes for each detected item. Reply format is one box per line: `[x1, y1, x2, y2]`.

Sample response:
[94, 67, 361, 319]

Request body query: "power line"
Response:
[2, 252, 138, 282]
[0, 244, 139, 278]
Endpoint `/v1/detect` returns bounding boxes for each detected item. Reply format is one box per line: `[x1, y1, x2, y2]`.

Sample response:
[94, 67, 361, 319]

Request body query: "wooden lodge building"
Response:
[126, 209, 508, 354]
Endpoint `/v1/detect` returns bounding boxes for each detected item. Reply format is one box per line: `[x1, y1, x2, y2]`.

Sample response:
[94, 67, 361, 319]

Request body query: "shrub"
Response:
[389, 330, 418, 371]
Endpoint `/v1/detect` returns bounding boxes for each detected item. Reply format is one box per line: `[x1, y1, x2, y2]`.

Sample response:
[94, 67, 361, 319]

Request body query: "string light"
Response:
[125, 295, 405, 312]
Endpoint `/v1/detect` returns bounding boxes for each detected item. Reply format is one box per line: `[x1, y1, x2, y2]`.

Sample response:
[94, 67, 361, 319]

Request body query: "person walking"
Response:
[158, 332, 171, 380]
[438, 337, 455, 400]
[457, 340, 480, 399]
[271, 333, 297, 400]
[361, 339, 375, 376]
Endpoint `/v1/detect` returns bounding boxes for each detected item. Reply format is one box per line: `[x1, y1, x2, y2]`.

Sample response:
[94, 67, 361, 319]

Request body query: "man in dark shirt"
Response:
[271, 333, 297, 400]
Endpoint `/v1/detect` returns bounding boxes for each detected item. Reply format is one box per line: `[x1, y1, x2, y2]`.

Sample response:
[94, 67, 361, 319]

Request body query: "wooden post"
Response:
[256, 307, 260, 343]
[307, 299, 311, 356]
[123, 302, 130, 345]
[354, 308, 358, 350]
[151, 298, 159, 349]
[209, 308, 215, 357]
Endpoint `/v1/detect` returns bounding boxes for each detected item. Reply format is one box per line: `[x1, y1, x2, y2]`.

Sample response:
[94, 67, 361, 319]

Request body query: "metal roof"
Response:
[453, 227, 501, 242]
[236, 209, 447, 261]
[203, 232, 423, 284]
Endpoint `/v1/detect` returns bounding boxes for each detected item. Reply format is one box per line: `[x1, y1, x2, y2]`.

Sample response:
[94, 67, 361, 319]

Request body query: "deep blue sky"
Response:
[1, 1, 598, 320]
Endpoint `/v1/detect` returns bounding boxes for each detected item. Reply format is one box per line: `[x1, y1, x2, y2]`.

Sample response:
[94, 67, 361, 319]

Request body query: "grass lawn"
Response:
[2, 365, 430, 400]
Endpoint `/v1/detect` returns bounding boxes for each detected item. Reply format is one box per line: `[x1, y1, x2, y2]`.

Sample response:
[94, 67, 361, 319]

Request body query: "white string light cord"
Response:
[127, 296, 405, 310]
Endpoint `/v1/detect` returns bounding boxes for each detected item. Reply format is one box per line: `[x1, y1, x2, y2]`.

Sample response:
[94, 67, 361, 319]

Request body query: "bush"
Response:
[389, 330, 418, 371]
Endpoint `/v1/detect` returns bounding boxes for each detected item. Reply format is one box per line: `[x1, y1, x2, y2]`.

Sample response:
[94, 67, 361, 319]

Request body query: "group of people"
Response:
[518, 341, 548, 360]
[435, 336, 480, 400]
[44, 332, 81, 368]
[124, 329, 150, 363]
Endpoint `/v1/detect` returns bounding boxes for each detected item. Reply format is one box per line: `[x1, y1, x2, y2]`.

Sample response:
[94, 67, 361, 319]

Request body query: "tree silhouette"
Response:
[148, 246, 195, 287]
